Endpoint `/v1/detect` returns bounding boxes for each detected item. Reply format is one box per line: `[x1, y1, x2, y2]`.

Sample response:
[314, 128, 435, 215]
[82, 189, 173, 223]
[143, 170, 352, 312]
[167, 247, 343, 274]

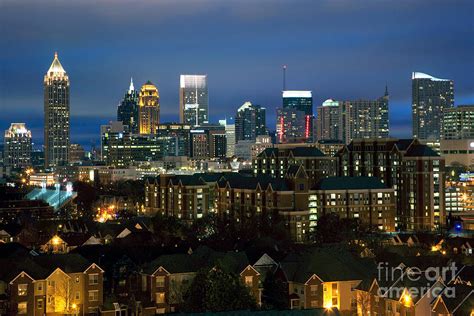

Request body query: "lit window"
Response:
[18, 284, 28, 296]
[88, 274, 99, 285]
[156, 292, 165, 304]
[244, 276, 253, 286]
[156, 276, 165, 288]
[88, 290, 99, 302]
[18, 302, 27, 314]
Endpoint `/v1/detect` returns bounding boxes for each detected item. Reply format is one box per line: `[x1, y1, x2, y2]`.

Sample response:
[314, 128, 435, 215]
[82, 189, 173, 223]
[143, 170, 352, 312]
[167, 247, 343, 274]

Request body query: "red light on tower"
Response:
[279, 115, 285, 142]
[305, 115, 310, 138]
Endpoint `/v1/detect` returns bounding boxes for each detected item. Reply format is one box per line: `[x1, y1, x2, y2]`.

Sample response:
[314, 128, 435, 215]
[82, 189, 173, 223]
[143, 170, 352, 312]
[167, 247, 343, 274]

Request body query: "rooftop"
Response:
[313, 176, 388, 190]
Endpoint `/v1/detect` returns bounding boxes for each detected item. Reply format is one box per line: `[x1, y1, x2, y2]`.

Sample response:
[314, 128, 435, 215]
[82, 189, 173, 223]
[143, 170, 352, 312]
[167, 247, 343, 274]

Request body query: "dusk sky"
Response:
[1, 0, 473, 148]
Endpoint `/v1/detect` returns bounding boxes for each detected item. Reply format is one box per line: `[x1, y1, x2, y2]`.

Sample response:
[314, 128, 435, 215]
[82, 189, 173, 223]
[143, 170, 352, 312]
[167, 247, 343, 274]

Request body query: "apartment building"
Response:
[337, 138, 445, 231]
[4, 254, 104, 315]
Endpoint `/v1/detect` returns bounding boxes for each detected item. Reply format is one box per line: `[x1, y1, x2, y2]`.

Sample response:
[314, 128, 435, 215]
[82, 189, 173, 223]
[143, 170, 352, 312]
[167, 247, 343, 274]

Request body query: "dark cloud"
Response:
[1, 0, 473, 146]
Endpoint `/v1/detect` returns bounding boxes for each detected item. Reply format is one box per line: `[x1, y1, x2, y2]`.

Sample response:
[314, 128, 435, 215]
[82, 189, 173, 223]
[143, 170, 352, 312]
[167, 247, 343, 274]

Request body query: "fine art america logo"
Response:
[377, 262, 459, 299]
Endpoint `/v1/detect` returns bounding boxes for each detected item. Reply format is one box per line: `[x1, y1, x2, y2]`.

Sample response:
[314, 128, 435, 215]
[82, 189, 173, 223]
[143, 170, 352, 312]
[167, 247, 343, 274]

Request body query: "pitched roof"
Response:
[291, 147, 325, 157]
[280, 247, 374, 283]
[313, 176, 388, 190]
[404, 144, 439, 157]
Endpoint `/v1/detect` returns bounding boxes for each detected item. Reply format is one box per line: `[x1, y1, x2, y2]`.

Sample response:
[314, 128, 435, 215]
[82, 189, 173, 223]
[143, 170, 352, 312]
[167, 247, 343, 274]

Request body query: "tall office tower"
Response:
[412, 72, 454, 141]
[117, 78, 139, 133]
[44, 52, 70, 168]
[345, 89, 389, 142]
[139, 81, 160, 134]
[316, 99, 341, 141]
[179, 75, 208, 126]
[282, 91, 313, 142]
[219, 118, 236, 157]
[235, 102, 267, 142]
[4, 123, 32, 169]
[441, 105, 474, 167]
[276, 107, 306, 143]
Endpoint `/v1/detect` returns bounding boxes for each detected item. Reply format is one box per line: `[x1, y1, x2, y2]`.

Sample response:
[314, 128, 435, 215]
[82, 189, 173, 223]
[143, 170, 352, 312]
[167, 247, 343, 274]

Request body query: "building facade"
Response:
[4, 123, 32, 169]
[282, 91, 313, 142]
[139, 81, 160, 134]
[412, 72, 454, 141]
[337, 138, 445, 231]
[316, 99, 341, 141]
[117, 78, 139, 134]
[276, 108, 306, 144]
[44, 52, 70, 168]
[235, 102, 266, 142]
[441, 105, 474, 167]
[179, 75, 208, 127]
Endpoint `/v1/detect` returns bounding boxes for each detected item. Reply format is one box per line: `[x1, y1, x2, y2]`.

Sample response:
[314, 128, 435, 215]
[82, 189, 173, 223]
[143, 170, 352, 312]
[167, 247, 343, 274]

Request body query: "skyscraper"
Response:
[412, 72, 454, 141]
[315, 88, 389, 144]
[179, 75, 208, 126]
[4, 123, 32, 169]
[316, 99, 341, 141]
[344, 90, 389, 142]
[219, 117, 236, 157]
[138, 81, 160, 134]
[282, 91, 313, 142]
[117, 78, 139, 134]
[441, 105, 474, 166]
[235, 102, 266, 142]
[276, 107, 306, 143]
[44, 52, 70, 168]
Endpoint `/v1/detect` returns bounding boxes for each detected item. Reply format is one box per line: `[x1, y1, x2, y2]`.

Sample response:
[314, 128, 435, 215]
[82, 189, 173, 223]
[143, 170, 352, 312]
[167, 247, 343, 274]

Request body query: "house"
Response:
[140, 246, 261, 314]
[278, 247, 374, 314]
[431, 283, 474, 316]
[1, 253, 104, 315]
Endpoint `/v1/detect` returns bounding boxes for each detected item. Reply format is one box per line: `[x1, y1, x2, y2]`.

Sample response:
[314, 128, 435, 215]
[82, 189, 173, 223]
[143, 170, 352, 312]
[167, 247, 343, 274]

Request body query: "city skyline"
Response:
[1, 0, 473, 147]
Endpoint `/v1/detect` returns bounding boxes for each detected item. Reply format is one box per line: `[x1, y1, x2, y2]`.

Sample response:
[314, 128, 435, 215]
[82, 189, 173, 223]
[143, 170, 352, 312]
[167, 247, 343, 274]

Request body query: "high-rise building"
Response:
[412, 72, 454, 141]
[316, 99, 341, 141]
[117, 78, 139, 133]
[189, 125, 227, 159]
[315, 89, 389, 144]
[138, 81, 160, 134]
[441, 105, 474, 167]
[44, 52, 70, 168]
[345, 90, 389, 141]
[235, 102, 266, 142]
[337, 138, 445, 231]
[4, 123, 32, 169]
[282, 90, 313, 141]
[219, 118, 236, 157]
[179, 75, 208, 126]
[276, 107, 306, 143]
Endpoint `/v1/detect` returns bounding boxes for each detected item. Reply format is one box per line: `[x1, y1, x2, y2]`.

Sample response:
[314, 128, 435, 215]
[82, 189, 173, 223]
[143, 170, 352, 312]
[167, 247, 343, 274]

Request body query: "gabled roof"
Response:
[404, 144, 439, 157]
[434, 283, 473, 313]
[313, 176, 388, 190]
[280, 247, 374, 284]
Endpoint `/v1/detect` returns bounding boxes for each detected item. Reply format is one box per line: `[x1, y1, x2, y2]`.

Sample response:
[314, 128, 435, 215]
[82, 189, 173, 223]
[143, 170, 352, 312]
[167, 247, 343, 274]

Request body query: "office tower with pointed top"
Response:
[44, 52, 70, 168]
[179, 75, 208, 127]
[117, 78, 139, 133]
[138, 81, 160, 134]
[412, 72, 454, 141]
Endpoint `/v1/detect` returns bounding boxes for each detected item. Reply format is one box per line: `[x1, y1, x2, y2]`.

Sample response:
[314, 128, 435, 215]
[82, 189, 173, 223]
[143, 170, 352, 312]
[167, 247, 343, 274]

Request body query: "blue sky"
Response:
[1, 0, 473, 148]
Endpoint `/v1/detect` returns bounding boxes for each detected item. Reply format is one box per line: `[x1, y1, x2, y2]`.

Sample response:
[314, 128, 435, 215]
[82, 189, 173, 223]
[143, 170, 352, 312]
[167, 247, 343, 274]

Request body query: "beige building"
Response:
[139, 81, 160, 134]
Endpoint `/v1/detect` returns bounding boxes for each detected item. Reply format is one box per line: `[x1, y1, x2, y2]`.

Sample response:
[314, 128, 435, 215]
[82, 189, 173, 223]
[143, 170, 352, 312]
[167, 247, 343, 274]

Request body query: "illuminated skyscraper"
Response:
[282, 90, 313, 142]
[138, 81, 160, 134]
[412, 72, 454, 141]
[179, 75, 208, 126]
[117, 78, 139, 133]
[316, 99, 341, 141]
[44, 52, 70, 168]
[276, 107, 306, 143]
[4, 123, 32, 169]
[235, 102, 266, 142]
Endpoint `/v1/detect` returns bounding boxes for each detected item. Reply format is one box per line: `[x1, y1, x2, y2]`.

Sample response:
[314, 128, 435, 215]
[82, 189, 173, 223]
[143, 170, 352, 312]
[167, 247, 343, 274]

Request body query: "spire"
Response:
[128, 77, 135, 93]
[385, 84, 389, 96]
[47, 51, 66, 75]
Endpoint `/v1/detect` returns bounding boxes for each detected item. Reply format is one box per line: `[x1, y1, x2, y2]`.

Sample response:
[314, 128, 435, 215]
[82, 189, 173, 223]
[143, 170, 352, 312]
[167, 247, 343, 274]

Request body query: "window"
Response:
[156, 276, 165, 288]
[75, 276, 80, 283]
[18, 284, 28, 296]
[89, 274, 99, 285]
[75, 291, 80, 300]
[37, 299, 43, 309]
[18, 302, 27, 314]
[245, 276, 253, 286]
[156, 292, 165, 304]
[36, 283, 43, 291]
[310, 285, 318, 296]
[88, 290, 99, 302]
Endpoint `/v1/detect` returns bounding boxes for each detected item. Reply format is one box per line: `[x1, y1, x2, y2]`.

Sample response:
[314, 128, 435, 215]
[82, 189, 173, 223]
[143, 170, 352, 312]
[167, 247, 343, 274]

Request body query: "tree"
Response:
[261, 272, 288, 310]
[312, 213, 360, 244]
[182, 267, 256, 312]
